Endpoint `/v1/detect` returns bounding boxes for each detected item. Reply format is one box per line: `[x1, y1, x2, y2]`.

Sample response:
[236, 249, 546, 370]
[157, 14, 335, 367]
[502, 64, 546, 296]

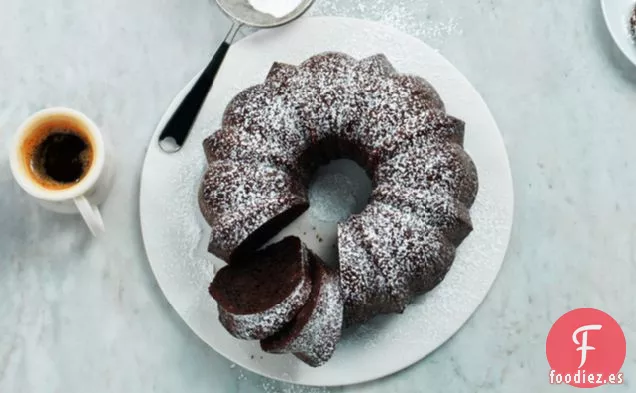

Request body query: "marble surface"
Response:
[0, 0, 635, 392]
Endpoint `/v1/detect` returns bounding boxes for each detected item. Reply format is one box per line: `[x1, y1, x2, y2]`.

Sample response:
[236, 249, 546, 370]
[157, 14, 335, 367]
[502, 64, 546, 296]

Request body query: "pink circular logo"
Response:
[546, 308, 626, 388]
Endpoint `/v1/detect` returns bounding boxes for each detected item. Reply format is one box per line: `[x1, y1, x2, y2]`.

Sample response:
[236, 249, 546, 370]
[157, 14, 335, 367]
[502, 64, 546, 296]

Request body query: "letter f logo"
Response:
[572, 324, 603, 368]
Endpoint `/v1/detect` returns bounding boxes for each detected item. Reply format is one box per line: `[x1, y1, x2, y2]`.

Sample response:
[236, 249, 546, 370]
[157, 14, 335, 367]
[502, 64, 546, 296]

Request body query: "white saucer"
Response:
[601, 0, 636, 66]
[139, 17, 514, 386]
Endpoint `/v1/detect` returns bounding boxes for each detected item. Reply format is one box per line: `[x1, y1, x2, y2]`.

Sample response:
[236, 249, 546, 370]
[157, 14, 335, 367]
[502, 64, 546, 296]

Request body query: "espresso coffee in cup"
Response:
[21, 117, 94, 190]
[10, 107, 112, 236]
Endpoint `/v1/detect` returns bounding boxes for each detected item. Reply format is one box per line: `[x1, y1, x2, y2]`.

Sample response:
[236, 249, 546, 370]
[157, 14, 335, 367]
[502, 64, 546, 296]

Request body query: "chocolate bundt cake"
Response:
[261, 254, 343, 367]
[209, 237, 312, 340]
[199, 51, 479, 365]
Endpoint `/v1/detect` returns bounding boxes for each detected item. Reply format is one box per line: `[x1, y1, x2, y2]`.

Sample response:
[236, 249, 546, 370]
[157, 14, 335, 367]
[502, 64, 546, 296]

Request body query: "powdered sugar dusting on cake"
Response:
[200, 160, 305, 219]
[288, 265, 343, 366]
[206, 193, 305, 261]
[351, 202, 456, 309]
[292, 53, 359, 142]
[199, 160, 308, 260]
[374, 140, 478, 206]
[262, 262, 344, 367]
[382, 113, 466, 160]
[372, 183, 473, 246]
[344, 65, 449, 163]
[218, 84, 312, 180]
[337, 219, 400, 326]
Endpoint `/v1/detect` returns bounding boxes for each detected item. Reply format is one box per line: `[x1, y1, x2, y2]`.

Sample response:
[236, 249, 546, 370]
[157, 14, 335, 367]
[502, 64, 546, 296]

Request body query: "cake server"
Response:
[158, 0, 315, 153]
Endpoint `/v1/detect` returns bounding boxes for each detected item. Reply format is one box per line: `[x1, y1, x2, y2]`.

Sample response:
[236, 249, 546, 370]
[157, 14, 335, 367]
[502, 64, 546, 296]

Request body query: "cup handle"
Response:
[74, 196, 105, 236]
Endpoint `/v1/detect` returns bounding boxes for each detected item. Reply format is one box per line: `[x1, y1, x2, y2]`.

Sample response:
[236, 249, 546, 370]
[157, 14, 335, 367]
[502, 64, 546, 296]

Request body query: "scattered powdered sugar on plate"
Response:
[161, 152, 216, 284]
[308, 159, 372, 223]
[260, 378, 330, 393]
[309, 173, 358, 222]
[309, 0, 462, 46]
[237, 367, 331, 392]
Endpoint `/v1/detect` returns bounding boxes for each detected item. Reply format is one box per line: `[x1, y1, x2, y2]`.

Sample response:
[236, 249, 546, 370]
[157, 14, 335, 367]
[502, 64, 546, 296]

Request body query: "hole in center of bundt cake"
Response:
[308, 159, 372, 223]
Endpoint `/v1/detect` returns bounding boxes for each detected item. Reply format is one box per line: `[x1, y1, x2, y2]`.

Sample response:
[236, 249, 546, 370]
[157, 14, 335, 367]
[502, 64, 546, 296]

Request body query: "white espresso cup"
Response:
[9, 107, 113, 236]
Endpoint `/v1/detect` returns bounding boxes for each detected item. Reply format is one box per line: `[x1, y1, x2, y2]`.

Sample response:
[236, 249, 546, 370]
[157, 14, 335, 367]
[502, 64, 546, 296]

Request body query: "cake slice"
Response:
[261, 254, 344, 367]
[209, 236, 312, 340]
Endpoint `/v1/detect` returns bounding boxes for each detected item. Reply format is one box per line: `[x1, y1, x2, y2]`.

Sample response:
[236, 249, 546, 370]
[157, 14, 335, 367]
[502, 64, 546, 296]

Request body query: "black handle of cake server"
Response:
[158, 23, 240, 153]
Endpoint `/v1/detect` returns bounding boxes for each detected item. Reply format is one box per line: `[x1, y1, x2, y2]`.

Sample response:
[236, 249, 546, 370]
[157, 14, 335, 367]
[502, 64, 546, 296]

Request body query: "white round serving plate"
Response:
[140, 17, 514, 387]
[601, 0, 636, 66]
